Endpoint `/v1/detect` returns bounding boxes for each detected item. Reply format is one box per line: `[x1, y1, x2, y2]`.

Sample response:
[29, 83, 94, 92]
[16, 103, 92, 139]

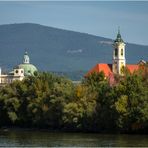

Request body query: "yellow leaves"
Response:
[75, 84, 84, 98]
[115, 95, 128, 114]
[4, 97, 20, 111]
[63, 84, 97, 125]
[42, 104, 49, 112]
[75, 84, 97, 100]
[63, 102, 79, 123]
[8, 112, 18, 123]
[27, 103, 37, 114]
[64, 103, 79, 115]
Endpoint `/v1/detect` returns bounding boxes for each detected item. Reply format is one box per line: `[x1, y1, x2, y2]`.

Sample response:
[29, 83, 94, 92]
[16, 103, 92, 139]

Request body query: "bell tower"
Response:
[112, 28, 126, 75]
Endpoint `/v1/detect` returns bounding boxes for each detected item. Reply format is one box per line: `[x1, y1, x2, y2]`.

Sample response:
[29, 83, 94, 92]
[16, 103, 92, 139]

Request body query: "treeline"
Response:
[0, 65, 148, 133]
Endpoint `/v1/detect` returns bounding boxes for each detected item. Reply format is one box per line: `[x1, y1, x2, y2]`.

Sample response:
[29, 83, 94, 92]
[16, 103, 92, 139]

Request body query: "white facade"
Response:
[14, 68, 24, 77]
[0, 67, 24, 86]
[112, 29, 126, 75]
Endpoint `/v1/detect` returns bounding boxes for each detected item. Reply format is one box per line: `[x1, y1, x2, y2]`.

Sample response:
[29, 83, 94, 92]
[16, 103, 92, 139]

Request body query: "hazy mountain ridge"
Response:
[0, 23, 148, 79]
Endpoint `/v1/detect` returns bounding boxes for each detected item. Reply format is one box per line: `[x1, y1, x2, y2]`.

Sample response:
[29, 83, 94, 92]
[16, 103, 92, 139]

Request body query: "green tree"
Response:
[62, 84, 97, 131]
[114, 72, 148, 132]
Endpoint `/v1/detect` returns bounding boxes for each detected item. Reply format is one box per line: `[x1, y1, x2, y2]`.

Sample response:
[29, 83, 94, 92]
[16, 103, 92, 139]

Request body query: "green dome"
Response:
[15, 51, 38, 76]
[18, 63, 37, 76]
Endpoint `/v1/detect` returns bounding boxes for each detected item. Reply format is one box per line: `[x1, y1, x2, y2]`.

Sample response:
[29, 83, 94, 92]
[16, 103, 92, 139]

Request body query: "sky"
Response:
[0, 1, 148, 45]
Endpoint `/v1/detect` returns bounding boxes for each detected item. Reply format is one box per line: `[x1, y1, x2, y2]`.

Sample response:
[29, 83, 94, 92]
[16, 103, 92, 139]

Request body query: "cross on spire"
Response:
[118, 26, 120, 35]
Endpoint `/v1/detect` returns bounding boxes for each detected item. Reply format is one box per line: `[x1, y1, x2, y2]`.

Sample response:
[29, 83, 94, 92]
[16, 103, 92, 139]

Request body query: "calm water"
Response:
[0, 129, 148, 147]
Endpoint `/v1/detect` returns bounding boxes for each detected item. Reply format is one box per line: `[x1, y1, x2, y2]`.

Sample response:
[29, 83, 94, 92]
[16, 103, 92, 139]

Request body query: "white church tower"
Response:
[112, 28, 126, 75]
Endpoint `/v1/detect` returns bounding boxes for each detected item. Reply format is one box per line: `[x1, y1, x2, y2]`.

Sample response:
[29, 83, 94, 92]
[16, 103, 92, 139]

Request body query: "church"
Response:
[0, 51, 37, 86]
[86, 29, 145, 78]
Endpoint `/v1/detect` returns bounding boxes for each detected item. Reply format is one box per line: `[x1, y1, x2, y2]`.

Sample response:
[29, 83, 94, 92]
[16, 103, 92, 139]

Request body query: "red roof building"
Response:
[87, 63, 112, 77]
[126, 64, 139, 73]
[87, 63, 139, 78]
[86, 29, 144, 79]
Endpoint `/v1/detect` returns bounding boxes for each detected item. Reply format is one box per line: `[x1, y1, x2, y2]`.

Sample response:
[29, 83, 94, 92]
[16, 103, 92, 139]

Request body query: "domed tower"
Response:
[112, 28, 126, 75]
[17, 51, 38, 76]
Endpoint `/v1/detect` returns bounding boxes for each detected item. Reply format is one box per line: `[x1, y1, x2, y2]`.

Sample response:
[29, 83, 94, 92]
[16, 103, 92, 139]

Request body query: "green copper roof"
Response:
[15, 51, 38, 76]
[114, 27, 124, 43]
[18, 63, 37, 76]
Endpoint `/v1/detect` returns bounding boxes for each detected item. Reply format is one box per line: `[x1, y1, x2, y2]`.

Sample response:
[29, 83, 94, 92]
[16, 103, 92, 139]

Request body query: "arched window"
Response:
[121, 49, 123, 56]
[115, 48, 118, 57]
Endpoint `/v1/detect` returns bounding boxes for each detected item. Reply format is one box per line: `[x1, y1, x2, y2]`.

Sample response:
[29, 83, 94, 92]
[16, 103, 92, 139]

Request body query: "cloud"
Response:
[67, 49, 83, 54]
[99, 41, 113, 45]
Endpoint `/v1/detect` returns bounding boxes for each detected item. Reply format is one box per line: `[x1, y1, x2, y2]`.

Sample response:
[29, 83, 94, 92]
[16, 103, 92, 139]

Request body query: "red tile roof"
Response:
[87, 63, 113, 77]
[126, 64, 139, 73]
[87, 63, 139, 77]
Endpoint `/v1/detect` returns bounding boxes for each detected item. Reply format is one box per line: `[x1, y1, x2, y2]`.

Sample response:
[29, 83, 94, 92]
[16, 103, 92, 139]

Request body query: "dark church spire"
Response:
[115, 27, 124, 43]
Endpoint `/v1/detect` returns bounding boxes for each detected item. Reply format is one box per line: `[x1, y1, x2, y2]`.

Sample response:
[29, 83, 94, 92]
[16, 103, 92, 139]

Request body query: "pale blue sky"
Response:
[0, 1, 148, 45]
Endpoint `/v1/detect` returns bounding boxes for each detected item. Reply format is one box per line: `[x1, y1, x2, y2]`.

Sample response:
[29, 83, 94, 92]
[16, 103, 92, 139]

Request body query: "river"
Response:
[0, 129, 148, 147]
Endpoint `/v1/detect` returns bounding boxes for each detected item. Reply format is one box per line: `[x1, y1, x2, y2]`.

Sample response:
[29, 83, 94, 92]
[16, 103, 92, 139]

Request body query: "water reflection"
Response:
[0, 129, 148, 147]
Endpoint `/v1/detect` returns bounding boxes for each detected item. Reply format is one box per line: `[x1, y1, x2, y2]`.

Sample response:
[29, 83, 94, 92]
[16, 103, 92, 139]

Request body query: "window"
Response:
[121, 49, 123, 56]
[115, 48, 118, 57]
[15, 70, 18, 73]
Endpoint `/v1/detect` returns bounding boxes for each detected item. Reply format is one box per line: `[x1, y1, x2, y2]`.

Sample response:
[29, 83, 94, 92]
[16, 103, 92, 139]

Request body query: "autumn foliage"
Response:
[0, 64, 148, 133]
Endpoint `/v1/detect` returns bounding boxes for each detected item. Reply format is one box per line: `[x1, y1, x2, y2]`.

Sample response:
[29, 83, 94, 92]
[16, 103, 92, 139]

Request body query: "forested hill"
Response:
[0, 23, 148, 74]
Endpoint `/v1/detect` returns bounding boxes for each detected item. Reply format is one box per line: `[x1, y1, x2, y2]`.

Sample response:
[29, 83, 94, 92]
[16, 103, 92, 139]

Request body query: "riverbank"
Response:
[0, 126, 148, 135]
[0, 128, 148, 147]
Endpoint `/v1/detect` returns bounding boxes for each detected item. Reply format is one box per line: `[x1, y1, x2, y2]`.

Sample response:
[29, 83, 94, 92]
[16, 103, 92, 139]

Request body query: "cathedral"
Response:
[87, 29, 145, 78]
[0, 51, 37, 86]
